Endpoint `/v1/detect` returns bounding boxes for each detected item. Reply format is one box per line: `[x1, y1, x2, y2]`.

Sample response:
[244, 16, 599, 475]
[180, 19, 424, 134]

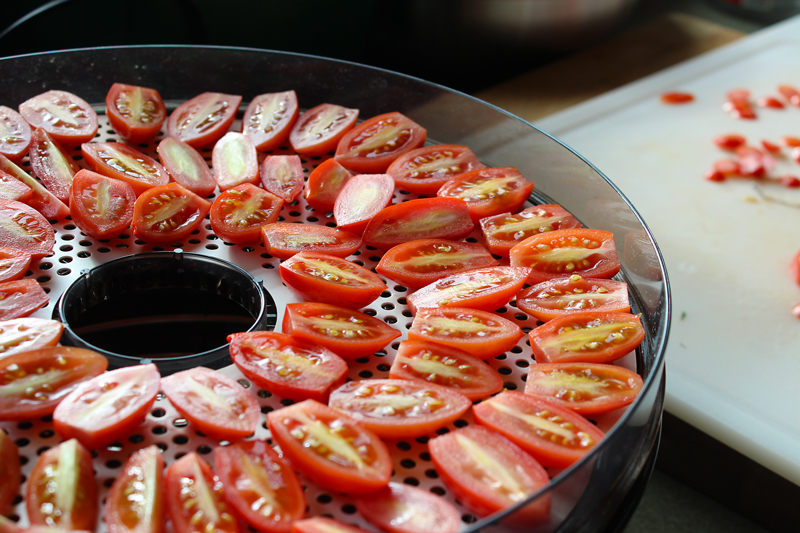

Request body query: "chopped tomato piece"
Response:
[105, 83, 167, 144]
[779, 174, 800, 188]
[69, 169, 136, 240]
[713, 133, 746, 150]
[660, 91, 694, 104]
[0, 198, 55, 258]
[290, 103, 358, 156]
[261, 222, 361, 260]
[437, 166, 533, 223]
[333, 173, 395, 235]
[0, 317, 63, 357]
[480, 204, 582, 256]
[81, 142, 170, 196]
[0, 279, 48, 320]
[243, 91, 299, 151]
[212, 132, 260, 191]
[105, 445, 166, 533]
[260, 155, 304, 203]
[724, 89, 756, 119]
[0, 430, 20, 515]
[304, 158, 352, 213]
[156, 137, 217, 198]
[335, 112, 427, 173]
[757, 95, 784, 109]
[210, 183, 283, 243]
[131, 182, 212, 244]
[18, 90, 98, 147]
[28, 127, 80, 203]
[0, 247, 31, 282]
[0, 106, 32, 162]
[782, 136, 800, 147]
[0, 170, 32, 203]
[778, 84, 800, 106]
[387, 144, 485, 196]
[292, 517, 372, 533]
[0, 155, 69, 220]
[355, 482, 462, 533]
[761, 139, 781, 153]
[167, 92, 242, 148]
[516, 275, 630, 321]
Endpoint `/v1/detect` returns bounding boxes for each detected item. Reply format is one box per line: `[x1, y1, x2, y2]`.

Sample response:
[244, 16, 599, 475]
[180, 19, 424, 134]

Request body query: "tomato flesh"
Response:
[437, 166, 533, 223]
[0, 106, 32, 162]
[0, 279, 49, 320]
[212, 132, 259, 191]
[479, 204, 582, 257]
[69, 169, 136, 240]
[333, 173, 395, 235]
[0, 155, 69, 220]
[292, 517, 372, 533]
[106, 83, 167, 144]
[261, 222, 361, 260]
[82, 141, 170, 196]
[0, 170, 32, 203]
[0, 246, 31, 283]
[335, 112, 427, 173]
[387, 144, 485, 196]
[304, 158, 352, 213]
[260, 155, 304, 203]
[290, 103, 358, 156]
[516, 274, 630, 322]
[355, 482, 462, 533]
[0, 198, 56, 258]
[0, 317, 63, 357]
[156, 137, 217, 198]
[105, 445, 166, 533]
[242, 91, 299, 151]
[28, 127, 80, 203]
[0, 430, 20, 515]
[132, 182, 212, 244]
[210, 183, 283, 244]
[167, 92, 242, 147]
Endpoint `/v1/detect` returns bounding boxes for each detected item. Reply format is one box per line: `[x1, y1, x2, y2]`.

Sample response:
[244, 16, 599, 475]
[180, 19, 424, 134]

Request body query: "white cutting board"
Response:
[536, 14, 800, 485]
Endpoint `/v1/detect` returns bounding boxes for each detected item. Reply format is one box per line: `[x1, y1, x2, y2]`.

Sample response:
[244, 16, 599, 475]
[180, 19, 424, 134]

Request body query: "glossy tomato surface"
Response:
[355, 482, 462, 533]
[0, 106, 31, 162]
[69, 169, 136, 240]
[304, 158, 352, 213]
[18, 90, 98, 147]
[292, 516, 372, 533]
[210, 183, 283, 243]
[167, 92, 241, 147]
[0, 154, 69, 220]
[212, 132, 259, 191]
[516, 275, 630, 322]
[333, 173, 395, 235]
[0, 170, 32, 203]
[0, 430, 20, 515]
[260, 154, 304, 203]
[132, 182, 211, 244]
[479, 204, 582, 256]
[261, 222, 361, 260]
[0, 279, 48, 320]
[81, 141, 170, 196]
[28, 127, 80, 203]
[0, 317, 63, 358]
[242, 90, 299, 151]
[156, 136, 217, 198]
[105, 445, 166, 533]
[335, 112, 426, 173]
[387, 144, 485, 196]
[0, 246, 31, 282]
[437, 167, 533, 223]
[290, 103, 358, 156]
[105, 83, 167, 144]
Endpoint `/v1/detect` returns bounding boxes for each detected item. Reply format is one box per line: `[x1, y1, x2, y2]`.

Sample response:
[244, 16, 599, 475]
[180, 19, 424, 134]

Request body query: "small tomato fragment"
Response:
[660, 91, 694, 104]
[712, 133, 746, 150]
[480, 204, 582, 257]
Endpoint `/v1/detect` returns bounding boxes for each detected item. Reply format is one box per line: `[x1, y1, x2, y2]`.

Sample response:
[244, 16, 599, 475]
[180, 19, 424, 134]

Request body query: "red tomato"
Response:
[406, 266, 531, 316]
[304, 158, 352, 213]
[242, 91, 299, 151]
[279, 251, 388, 309]
[28, 127, 80, 203]
[529, 311, 645, 365]
[779, 174, 800, 188]
[736, 145, 773, 177]
[53, 363, 161, 449]
[0, 317, 63, 357]
[26, 439, 98, 530]
[0, 430, 20, 515]
[18, 90, 98, 147]
[0, 154, 69, 220]
[105, 83, 167, 144]
[214, 440, 306, 533]
[480, 204, 582, 257]
[428, 425, 551, 522]
[283, 302, 402, 359]
[509, 228, 620, 284]
[167, 92, 242, 148]
[292, 517, 372, 533]
[105, 445, 166, 533]
[212, 132, 260, 191]
[289, 103, 358, 156]
[333, 173, 395, 235]
[782, 136, 800, 147]
[0, 346, 108, 421]
[713, 134, 746, 150]
[0, 198, 55, 258]
[266, 399, 392, 494]
[261, 222, 361, 260]
[260, 155, 304, 202]
[361, 197, 475, 250]
[81, 141, 170, 196]
[228, 330, 348, 402]
[516, 275, 630, 322]
[762, 139, 782, 153]
[0, 279, 48, 320]
[0, 247, 31, 282]
[724, 89, 756, 119]
[387, 144, 485, 196]
[0, 106, 32, 162]
[132, 182, 212, 244]
[156, 137, 217, 198]
[355, 482, 462, 533]
[210, 183, 283, 243]
[335, 112, 427, 173]
[778, 84, 800, 106]
[790, 250, 800, 287]
[376, 238, 498, 290]
[69, 169, 136, 240]
[437, 167, 533, 223]
[160, 366, 260, 441]
[524, 362, 643, 416]
[757, 95, 784, 109]
[390, 339, 504, 400]
[660, 91, 694, 104]
[0, 170, 33, 203]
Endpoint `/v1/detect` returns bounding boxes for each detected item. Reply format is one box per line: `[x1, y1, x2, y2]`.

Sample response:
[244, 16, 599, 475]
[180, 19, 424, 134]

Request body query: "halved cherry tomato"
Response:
[757, 96, 784, 109]
[784, 136, 800, 148]
[26, 439, 98, 530]
[69, 169, 136, 240]
[167, 92, 242, 148]
[406, 266, 531, 316]
[428, 425, 551, 522]
[0, 317, 63, 357]
[304, 158, 352, 213]
[0, 170, 32, 203]
[524, 362, 643, 416]
[292, 517, 372, 533]
[0, 198, 55, 258]
[335, 112, 427, 173]
[779, 174, 800, 188]
[290, 103, 358, 156]
[81, 141, 170, 196]
[0, 346, 108, 421]
[261, 222, 361, 259]
[18, 90, 98, 147]
[156, 137, 217, 198]
[361, 197, 475, 250]
[509, 228, 620, 284]
[53, 363, 161, 449]
[243, 91, 299, 152]
[214, 440, 306, 533]
[480, 204, 582, 256]
[29, 127, 80, 203]
[0, 430, 20, 515]
[210, 183, 283, 243]
[212, 132, 259, 191]
[105, 83, 167, 144]
[283, 302, 401, 359]
[437, 167, 533, 223]
[390, 339, 504, 401]
[0, 516, 20, 533]
[724, 89, 756, 119]
[329, 378, 471, 439]
[333, 174, 395, 235]
[516, 275, 630, 322]
[105, 445, 166, 533]
[0, 155, 69, 220]
[0, 279, 48, 320]
[736, 145, 773, 177]
[355, 482, 462, 533]
[529, 311, 645, 364]
[713, 134, 747, 150]
[131, 182, 212, 244]
[160, 366, 260, 441]
[0, 106, 32, 162]
[260, 155, 304, 203]
[778, 84, 800, 106]
[228, 331, 348, 403]
[280, 251, 387, 309]
[0, 247, 31, 282]
[266, 399, 392, 495]
[387, 144, 485, 196]
[791, 250, 800, 287]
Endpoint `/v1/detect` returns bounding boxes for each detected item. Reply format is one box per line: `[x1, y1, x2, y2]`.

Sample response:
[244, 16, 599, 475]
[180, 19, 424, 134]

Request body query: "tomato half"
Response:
[18, 90, 98, 147]
[0, 106, 32, 162]
[479, 204, 582, 256]
[69, 169, 136, 240]
[791, 249, 800, 287]
[28, 127, 80, 203]
[212, 132, 259, 191]
[355, 482, 462, 533]
[53, 363, 161, 449]
[280, 251, 387, 309]
[210, 183, 283, 243]
[335, 112, 427, 173]
[0, 246, 31, 282]
[387, 144, 485, 196]
[0, 155, 69, 220]
[260, 155, 304, 203]
[0, 198, 55, 258]
[261, 222, 361, 260]
[0, 170, 32, 203]
[242, 91, 299, 151]
[0, 279, 48, 320]
[228, 331, 348, 403]
[304, 158, 352, 213]
[131, 182, 212, 244]
[167, 92, 242, 148]
[778, 84, 800, 106]
[516, 275, 630, 322]
[333, 173, 395, 235]
[105, 445, 166, 533]
[0, 317, 63, 357]
[214, 440, 306, 533]
[26, 439, 98, 530]
[437, 167, 533, 223]
[266, 399, 392, 495]
[289, 103, 359, 156]
[292, 517, 372, 533]
[156, 137, 217, 198]
[282, 302, 401, 359]
[105, 83, 167, 144]
[0, 430, 20, 515]
[81, 141, 170, 196]
[160, 366, 260, 441]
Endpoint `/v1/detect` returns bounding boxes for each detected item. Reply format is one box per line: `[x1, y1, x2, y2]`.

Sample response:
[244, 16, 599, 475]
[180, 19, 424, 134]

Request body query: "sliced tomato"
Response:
[26, 439, 98, 530]
[283, 302, 402, 359]
[167, 92, 242, 148]
[724, 89, 756, 120]
[28, 127, 80, 203]
[0, 170, 32, 203]
[81, 141, 170, 196]
[0, 516, 21, 533]
[18, 90, 98, 147]
[0, 106, 32, 162]
[160, 366, 260, 441]
[516, 275, 630, 322]
[69, 169, 136, 240]
[156, 137, 217, 198]
[480, 204, 582, 256]
[210, 183, 283, 243]
[356, 482, 462, 533]
[529, 311, 645, 365]
[261, 222, 361, 260]
[105, 445, 166, 533]
[280, 251, 387, 309]
[0, 246, 31, 282]
[260, 155, 304, 203]
[292, 517, 372, 533]
[406, 265, 531, 316]
[53, 363, 161, 449]
[0, 430, 20, 515]
[0, 317, 63, 357]
[333, 173, 395, 235]
[289, 103, 358, 156]
[778, 84, 800, 106]
[228, 330, 348, 402]
[0, 155, 69, 220]
[106, 83, 167, 144]
[214, 440, 306, 533]
[437, 166, 533, 223]
[713, 134, 747, 150]
[242, 91, 299, 152]
[131, 182, 212, 244]
[266, 399, 392, 494]
[304, 158, 352, 213]
[387, 144, 485, 196]
[212, 132, 260, 191]
[0, 279, 48, 320]
[361, 197, 475, 250]
[390, 339, 503, 401]
[660, 91, 694, 104]
[335, 112, 426, 173]
[0, 198, 55, 258]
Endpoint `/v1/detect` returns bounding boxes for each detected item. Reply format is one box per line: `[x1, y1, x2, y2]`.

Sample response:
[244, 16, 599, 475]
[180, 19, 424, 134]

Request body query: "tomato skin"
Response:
[0, 279, 48, 320]
[479, 204, 582, 257]
[516, 275, 630, 322]
[69, 169, 136, 240]
[660, 91, 694, 104]
[105, 445, 166, 533]
[260, 155, 304, 203]
[333, 174, 395, 235]
[0, 317, 63, 357]
[387, 144, 485, 196]
[0, 154, 69, 220]
[0, 430, 20, 515]
[228, 331, 348, 403]
[242, 91, 299, 151]
[778, 84, 800, 106]
[335, 112, 427, 173]
[210, 183, 283, 243]
[304, 158, 352, 213]
[791, 250, 800, 287]
[0, 246, 31, 282]
[156, 137, 217, 198]
[167, 92, 242, 148]
[0, 198, 55, 258]
[0, 106, 32, 162]
[292, 517, 372, 533]
[289, 103, 358, 156]
[261, 222, 361, 260]
[212, 132, 260, 191]
[0, 170, 33, 203]
[132, 182, 212, 244]
[437, 167, 534, 223]
[18, 90, 98, 147]
[355, 482, 462, 533]
[106, 83, 167, 144]
[28, 127, 80, 203]
[82, 141, 170, 196]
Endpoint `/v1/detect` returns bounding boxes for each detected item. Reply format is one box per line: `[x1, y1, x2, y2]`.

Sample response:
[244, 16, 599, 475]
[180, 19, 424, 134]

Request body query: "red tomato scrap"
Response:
[0, 317, 63, 358]
[712, 133, 746, 150]
[105, 445, 166, 533]
[292, 518, 372, 533]
[0, 430, 20, 515]
[0, 279, 48, 320]
[660, 91, 694, 104]
[0, 247, 31, 283]
[761, 139, 781, 154]
[105, 83, 167, 144]
[0, 106, 32, 162]
[243, 90, 300, 152]
[757, 96, 785, 109]
[355, 482, 463, 533]
[0, 170, 32, 203]
[779, 174, 800, 188]
[724, 89, 756, 119]
[778, 84, 800, 106]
